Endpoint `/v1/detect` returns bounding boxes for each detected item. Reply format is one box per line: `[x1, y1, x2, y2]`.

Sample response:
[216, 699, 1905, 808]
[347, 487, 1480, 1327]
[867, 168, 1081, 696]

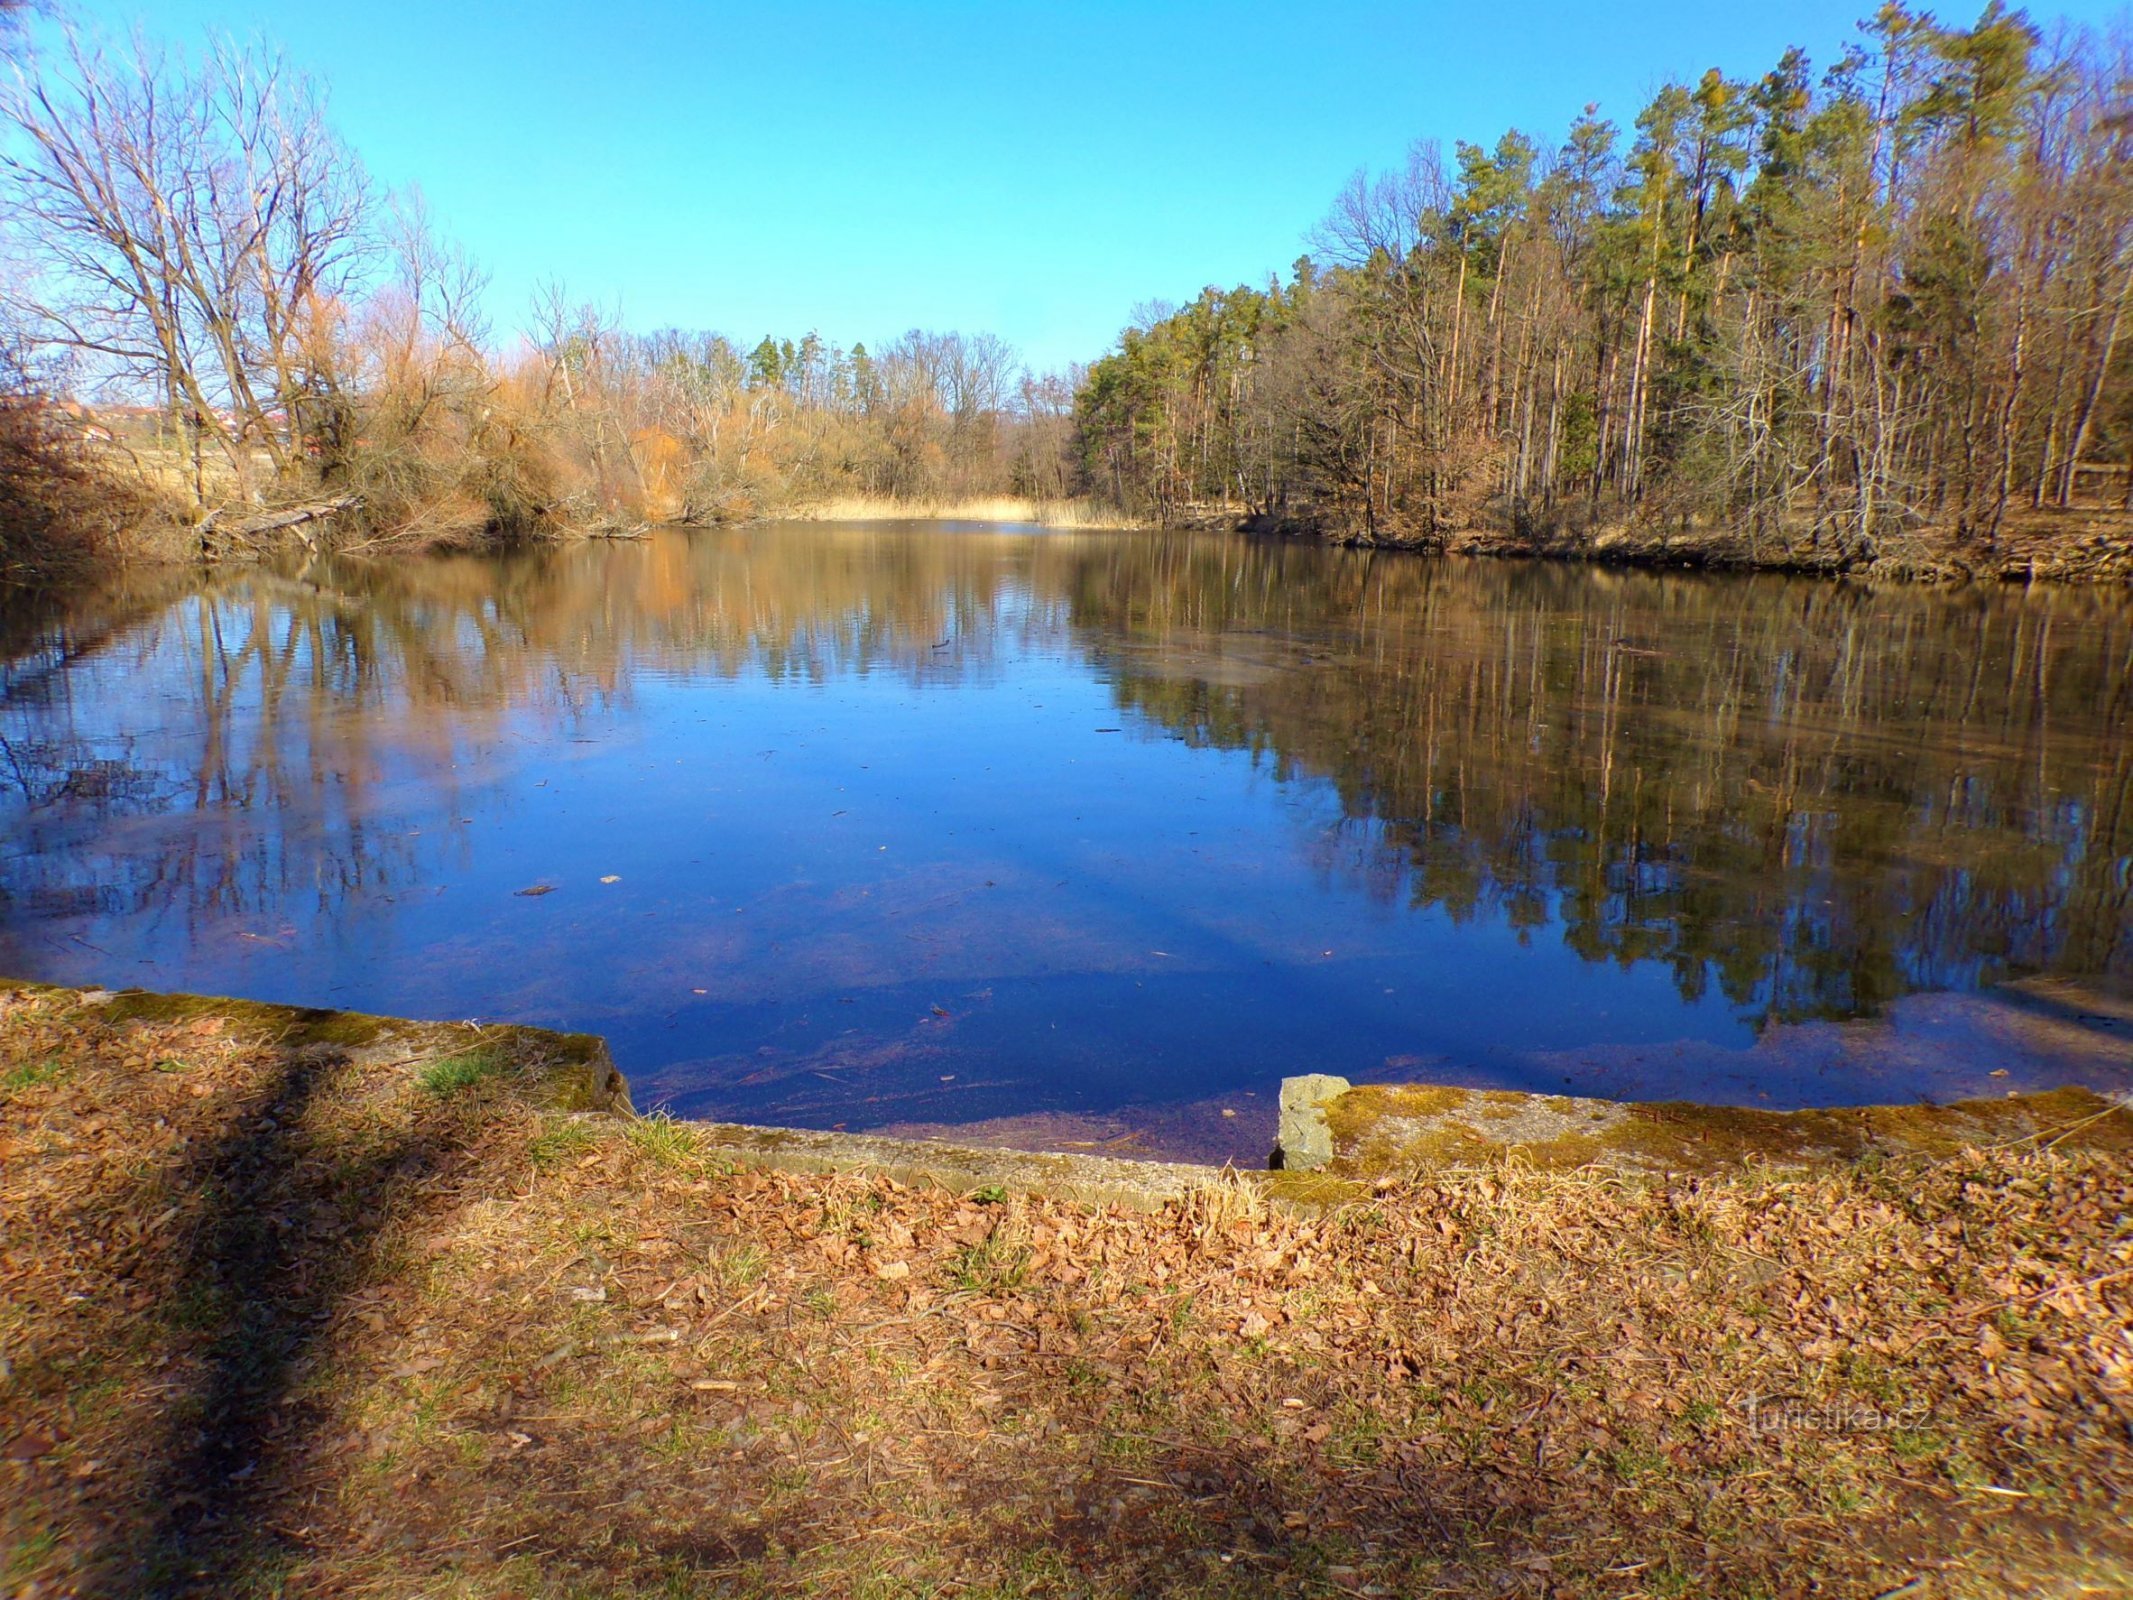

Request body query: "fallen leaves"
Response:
[4, 1426, 57, 1462]
[3, 980, 2130, 1599]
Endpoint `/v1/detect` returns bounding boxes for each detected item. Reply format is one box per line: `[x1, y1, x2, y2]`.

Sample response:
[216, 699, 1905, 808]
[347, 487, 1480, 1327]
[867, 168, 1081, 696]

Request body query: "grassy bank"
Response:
[3, 980, 2131, 1598]
[0, 454, 1149, 598]
[776, 494, 1142, 530]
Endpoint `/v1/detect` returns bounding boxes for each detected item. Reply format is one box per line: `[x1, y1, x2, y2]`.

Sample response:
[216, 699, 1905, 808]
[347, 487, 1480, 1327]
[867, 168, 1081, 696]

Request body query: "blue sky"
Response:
[102, 1, 2133, 371]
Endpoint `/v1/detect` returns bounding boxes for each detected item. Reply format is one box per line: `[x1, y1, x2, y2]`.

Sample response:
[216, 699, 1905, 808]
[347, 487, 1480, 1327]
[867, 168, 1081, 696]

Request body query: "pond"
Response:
[3, 521, 2129, 1163]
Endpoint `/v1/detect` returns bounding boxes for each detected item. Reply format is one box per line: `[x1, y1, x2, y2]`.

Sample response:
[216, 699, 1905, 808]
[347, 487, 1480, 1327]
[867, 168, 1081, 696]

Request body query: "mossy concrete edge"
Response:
[1278, 1076, 2133, 1178]
[1, 977, 632, 1115]
[685, 1122, 1283, 1212]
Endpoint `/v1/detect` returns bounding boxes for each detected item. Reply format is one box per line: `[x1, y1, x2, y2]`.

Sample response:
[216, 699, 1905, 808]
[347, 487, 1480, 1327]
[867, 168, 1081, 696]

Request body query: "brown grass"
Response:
[2, 982, 2129, 1598]
[780, 493, 1143, 529]
[0, 401, 172, 588]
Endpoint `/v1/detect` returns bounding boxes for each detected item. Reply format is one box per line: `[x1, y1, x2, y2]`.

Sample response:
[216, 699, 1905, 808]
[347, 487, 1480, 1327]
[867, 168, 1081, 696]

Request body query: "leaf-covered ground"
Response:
[2, 983, 2130, 1599]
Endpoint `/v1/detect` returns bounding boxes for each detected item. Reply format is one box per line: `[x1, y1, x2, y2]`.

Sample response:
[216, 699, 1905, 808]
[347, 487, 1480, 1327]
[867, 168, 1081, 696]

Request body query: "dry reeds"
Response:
[779, 492, 1142, 529]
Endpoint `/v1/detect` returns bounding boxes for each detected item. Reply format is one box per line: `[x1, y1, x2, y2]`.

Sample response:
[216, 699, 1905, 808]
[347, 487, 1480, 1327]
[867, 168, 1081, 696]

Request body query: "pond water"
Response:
[3, 522, 2130, 1162]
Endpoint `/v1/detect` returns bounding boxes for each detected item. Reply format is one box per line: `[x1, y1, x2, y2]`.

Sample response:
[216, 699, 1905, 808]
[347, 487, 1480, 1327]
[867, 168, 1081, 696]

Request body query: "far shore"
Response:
[11, 484, 2130, 599]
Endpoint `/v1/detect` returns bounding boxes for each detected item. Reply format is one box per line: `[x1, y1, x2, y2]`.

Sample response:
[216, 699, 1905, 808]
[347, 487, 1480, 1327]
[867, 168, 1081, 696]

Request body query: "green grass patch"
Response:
[2, 1058, 68, 1093]
[718, 1242, 769, 1287]
[626, 1112, 709, 1169]
[947, 1232, 1031, 1296]
[417, 1052, 505, 1096]
[528, 1119, 600, 1167]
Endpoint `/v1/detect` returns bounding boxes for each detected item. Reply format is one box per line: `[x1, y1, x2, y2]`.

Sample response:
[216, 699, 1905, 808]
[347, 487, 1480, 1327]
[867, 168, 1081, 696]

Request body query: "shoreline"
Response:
[5, 496, 2132, 598]
[1201, 507, 2133, 586]
[5, 978, 2130, 1190]
[6, 976, 2130, 1597]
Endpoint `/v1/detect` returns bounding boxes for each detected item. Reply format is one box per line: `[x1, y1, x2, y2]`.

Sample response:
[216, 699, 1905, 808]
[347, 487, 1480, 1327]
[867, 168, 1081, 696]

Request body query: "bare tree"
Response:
[0, 25, 375, 503]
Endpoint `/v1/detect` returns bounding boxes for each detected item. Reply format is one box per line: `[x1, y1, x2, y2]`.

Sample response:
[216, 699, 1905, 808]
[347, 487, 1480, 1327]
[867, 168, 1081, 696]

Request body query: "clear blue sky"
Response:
[105, 0, 2133, 371]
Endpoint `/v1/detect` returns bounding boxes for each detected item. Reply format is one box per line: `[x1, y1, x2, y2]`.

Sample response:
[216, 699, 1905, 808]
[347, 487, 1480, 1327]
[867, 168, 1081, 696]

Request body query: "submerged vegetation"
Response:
[3, 979, 2130, 1597]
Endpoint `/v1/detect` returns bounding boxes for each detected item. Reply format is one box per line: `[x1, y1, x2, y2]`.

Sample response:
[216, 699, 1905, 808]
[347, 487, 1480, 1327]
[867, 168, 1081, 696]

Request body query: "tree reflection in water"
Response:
[2, 524, 2127, 1155]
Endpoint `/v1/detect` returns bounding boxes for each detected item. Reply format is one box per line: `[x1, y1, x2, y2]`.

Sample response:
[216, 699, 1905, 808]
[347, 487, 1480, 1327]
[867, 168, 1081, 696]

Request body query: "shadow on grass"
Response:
[105, 1032, 458, 1598]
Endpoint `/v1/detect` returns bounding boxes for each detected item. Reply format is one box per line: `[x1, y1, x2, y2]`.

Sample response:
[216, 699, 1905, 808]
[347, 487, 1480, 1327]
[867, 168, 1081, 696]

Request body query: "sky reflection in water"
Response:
[2, 522, 2129, 1162]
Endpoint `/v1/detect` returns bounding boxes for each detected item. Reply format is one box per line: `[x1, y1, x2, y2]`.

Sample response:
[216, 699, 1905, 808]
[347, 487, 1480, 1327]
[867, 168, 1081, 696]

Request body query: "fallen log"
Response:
[232, 496, 362, 537]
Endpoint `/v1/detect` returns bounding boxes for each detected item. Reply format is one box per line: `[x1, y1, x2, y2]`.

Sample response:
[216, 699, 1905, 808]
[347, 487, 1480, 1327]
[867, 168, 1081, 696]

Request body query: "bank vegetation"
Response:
[1078, 5, 2133, 574]
[4, 6, 2132, 585]
[0, 26, 1091, 585]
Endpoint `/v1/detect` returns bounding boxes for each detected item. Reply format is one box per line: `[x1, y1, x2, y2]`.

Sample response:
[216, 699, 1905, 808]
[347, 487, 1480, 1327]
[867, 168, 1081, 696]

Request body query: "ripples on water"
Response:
[2, 522, 2128, 1161]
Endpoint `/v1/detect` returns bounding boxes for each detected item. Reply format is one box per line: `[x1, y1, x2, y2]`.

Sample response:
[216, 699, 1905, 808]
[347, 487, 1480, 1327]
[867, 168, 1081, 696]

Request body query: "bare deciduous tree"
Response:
[0, 26, 375, 503]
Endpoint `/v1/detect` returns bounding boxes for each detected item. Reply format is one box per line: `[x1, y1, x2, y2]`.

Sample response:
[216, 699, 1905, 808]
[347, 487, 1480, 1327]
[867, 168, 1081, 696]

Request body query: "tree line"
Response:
[3, 5, 2129, 580]
[0, 24, 1084, 575]
[1075, 4, 2133, 558]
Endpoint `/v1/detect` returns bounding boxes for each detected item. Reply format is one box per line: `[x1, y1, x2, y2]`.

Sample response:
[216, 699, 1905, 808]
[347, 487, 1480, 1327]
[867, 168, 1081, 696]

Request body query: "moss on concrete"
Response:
[1316, 1081, 2132, 1178]
[0, 978, 630, 1116]
[98, 985, 390, 1049]
[689, 1121, 1234, 1212]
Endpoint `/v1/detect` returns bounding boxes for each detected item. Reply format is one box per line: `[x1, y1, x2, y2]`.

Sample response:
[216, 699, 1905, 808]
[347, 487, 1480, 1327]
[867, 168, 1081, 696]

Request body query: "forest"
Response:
[0, 4, 2129, 579]
[1078, 4, 2133, 564]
